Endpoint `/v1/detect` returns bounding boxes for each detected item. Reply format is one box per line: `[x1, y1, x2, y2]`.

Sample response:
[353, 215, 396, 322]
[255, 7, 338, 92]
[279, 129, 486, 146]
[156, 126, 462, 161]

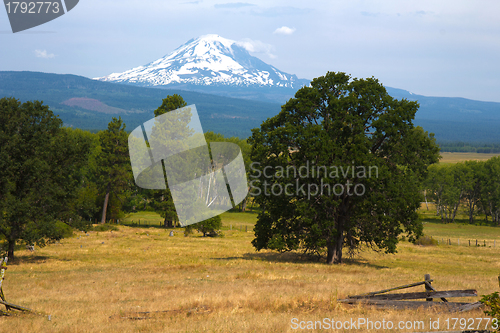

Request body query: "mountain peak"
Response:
[95, 35, 309, 89]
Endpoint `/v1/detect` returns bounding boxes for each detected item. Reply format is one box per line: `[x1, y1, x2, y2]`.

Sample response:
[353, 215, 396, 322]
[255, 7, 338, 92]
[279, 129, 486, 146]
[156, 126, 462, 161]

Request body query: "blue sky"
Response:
[1, 0, 500, 102]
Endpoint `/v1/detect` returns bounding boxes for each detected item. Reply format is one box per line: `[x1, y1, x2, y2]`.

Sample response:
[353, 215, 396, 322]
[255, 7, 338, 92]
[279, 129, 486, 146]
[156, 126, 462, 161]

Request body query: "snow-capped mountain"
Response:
[96, 34, 309, 90]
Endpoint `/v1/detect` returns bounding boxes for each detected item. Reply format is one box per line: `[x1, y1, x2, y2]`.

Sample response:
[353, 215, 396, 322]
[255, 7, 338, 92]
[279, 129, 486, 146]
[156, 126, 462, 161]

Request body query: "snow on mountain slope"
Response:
[96, 34, 309, 89]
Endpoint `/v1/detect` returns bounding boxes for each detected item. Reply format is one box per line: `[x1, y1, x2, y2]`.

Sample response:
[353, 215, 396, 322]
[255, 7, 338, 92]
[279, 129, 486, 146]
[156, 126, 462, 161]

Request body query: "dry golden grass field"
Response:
[2, 211, 499, 333]
[439, 152, 500, 163]
[1, 152, 500, 332]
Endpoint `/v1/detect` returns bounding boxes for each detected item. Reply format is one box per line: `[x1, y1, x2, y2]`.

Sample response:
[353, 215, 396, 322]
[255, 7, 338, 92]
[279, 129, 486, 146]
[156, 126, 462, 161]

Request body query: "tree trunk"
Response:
[326, 222, 344, 264]
[326, 243, 335, 264]
[101, 183, 110, 224]
[164, 217, 173, 228]
[332, 237, 343, 264]
[489, 203, 494, 224]
[326, 237, 344, 264]
[7, 240, 15, 261]
[468, 201, 475, 224]
[451, 203, 459, 223]
[240, 198, 247, 212]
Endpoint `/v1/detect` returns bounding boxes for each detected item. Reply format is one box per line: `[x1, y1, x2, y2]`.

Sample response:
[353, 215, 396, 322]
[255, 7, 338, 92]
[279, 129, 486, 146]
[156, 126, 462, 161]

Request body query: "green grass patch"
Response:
[122, 211, 165, 227]
[91, 223, 119, 232]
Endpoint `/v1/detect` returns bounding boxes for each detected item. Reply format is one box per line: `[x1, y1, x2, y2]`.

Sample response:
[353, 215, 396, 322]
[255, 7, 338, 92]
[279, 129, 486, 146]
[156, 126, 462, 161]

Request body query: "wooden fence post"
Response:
[425, 274, 432, 302]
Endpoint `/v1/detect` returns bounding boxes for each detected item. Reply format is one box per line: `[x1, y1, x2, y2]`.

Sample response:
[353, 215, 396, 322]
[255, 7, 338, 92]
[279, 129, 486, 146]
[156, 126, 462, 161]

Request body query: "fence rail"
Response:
[434, 237, 498, 247]
[339, 274, 482, 312]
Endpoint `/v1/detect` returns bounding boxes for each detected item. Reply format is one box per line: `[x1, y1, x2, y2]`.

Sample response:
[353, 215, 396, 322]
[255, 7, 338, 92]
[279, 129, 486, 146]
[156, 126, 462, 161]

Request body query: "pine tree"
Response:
[98, 117, 131, 224]
[150, 94, 187, 228]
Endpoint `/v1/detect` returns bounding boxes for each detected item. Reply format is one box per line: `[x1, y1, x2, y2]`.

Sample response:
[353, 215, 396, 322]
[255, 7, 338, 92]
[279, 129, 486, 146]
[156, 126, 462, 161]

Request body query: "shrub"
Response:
[414, 235, 438, 246]
[55, 221, 75, 238]
[185, 216, 223, 237]
[481, 291, 500, 331]
[67, 217, 93, 233]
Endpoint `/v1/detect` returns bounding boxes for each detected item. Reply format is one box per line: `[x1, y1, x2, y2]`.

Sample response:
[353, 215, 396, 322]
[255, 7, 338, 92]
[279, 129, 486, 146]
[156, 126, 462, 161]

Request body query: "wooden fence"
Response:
[0, 257, 32, 314]
[339, 274, 482, 311]
[436, 238, 498, 247]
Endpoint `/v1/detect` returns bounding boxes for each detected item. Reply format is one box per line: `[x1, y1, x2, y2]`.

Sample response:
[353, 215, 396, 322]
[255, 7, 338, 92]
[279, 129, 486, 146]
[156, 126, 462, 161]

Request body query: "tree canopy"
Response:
[425, 158, 500, 224]
[98, 117, 131, 224]
[248, 72, 440, 264]
[147, 94, 188, 227]
[0, 97, 93, 260]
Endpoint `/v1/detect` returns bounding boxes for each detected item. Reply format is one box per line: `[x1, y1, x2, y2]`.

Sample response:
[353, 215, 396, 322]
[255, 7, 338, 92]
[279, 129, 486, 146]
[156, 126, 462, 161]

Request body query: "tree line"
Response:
[438, 141, 500, 153]
[0, 95, 250, 260]
[425, 159, 500, 224]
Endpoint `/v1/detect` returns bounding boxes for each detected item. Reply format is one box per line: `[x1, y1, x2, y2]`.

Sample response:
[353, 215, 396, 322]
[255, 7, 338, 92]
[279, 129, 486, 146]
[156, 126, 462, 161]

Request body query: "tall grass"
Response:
[2, 210, 499, 332]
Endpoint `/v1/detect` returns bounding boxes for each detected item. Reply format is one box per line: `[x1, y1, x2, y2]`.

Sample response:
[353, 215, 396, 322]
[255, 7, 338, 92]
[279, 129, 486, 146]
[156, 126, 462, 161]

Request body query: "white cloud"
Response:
[273, 26, 296, 35]
[35, 50, 55, 59]
[236, 38, 276, 58]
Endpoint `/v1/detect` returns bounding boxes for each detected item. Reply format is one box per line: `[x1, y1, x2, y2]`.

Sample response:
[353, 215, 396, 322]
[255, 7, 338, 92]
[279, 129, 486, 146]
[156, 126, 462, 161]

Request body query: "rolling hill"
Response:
[1, 71, 500, 143]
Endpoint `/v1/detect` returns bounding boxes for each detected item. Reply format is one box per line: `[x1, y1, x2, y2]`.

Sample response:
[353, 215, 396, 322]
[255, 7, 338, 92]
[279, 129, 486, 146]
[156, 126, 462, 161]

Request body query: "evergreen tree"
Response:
[98, 117, 131, 223]
[149, 94, 187, 227]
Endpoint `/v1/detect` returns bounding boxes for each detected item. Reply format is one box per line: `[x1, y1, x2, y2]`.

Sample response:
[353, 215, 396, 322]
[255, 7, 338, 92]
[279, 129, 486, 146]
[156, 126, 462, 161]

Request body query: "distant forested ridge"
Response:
[438, 142, 500, 153]
[2, 71, 500, 143]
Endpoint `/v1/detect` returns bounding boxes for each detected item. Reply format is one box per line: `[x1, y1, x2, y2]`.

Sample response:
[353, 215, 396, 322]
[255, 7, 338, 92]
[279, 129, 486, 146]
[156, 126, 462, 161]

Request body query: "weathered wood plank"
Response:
[348, 280, 433, 298]
[425, 274, 434, 301]
[456, 301, 483, 312]
[340, 299, 470, 310]
[425, 280, 448, 302]
[0, 299, 32, 312]
[346, 289, 477, 301]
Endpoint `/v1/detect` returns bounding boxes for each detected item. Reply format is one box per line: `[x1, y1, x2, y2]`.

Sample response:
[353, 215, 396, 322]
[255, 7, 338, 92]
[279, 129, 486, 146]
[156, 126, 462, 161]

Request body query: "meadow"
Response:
[439, 152, 500, 163]
[1, 152, 500, 332]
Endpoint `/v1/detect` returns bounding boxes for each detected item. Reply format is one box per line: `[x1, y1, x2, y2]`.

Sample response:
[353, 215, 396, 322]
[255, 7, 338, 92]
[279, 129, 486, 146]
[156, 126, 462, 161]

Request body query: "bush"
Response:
[481, 291, 500, 331]
[67, 217, 93, 233]
[414, 235, 438, 246]
[184, 216, 223, 237]
[55, 221, 75, 238]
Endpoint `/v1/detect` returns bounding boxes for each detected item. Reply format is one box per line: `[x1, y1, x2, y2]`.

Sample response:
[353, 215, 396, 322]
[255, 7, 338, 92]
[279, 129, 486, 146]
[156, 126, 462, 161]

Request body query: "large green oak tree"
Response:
[248, 72, 440, 264]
